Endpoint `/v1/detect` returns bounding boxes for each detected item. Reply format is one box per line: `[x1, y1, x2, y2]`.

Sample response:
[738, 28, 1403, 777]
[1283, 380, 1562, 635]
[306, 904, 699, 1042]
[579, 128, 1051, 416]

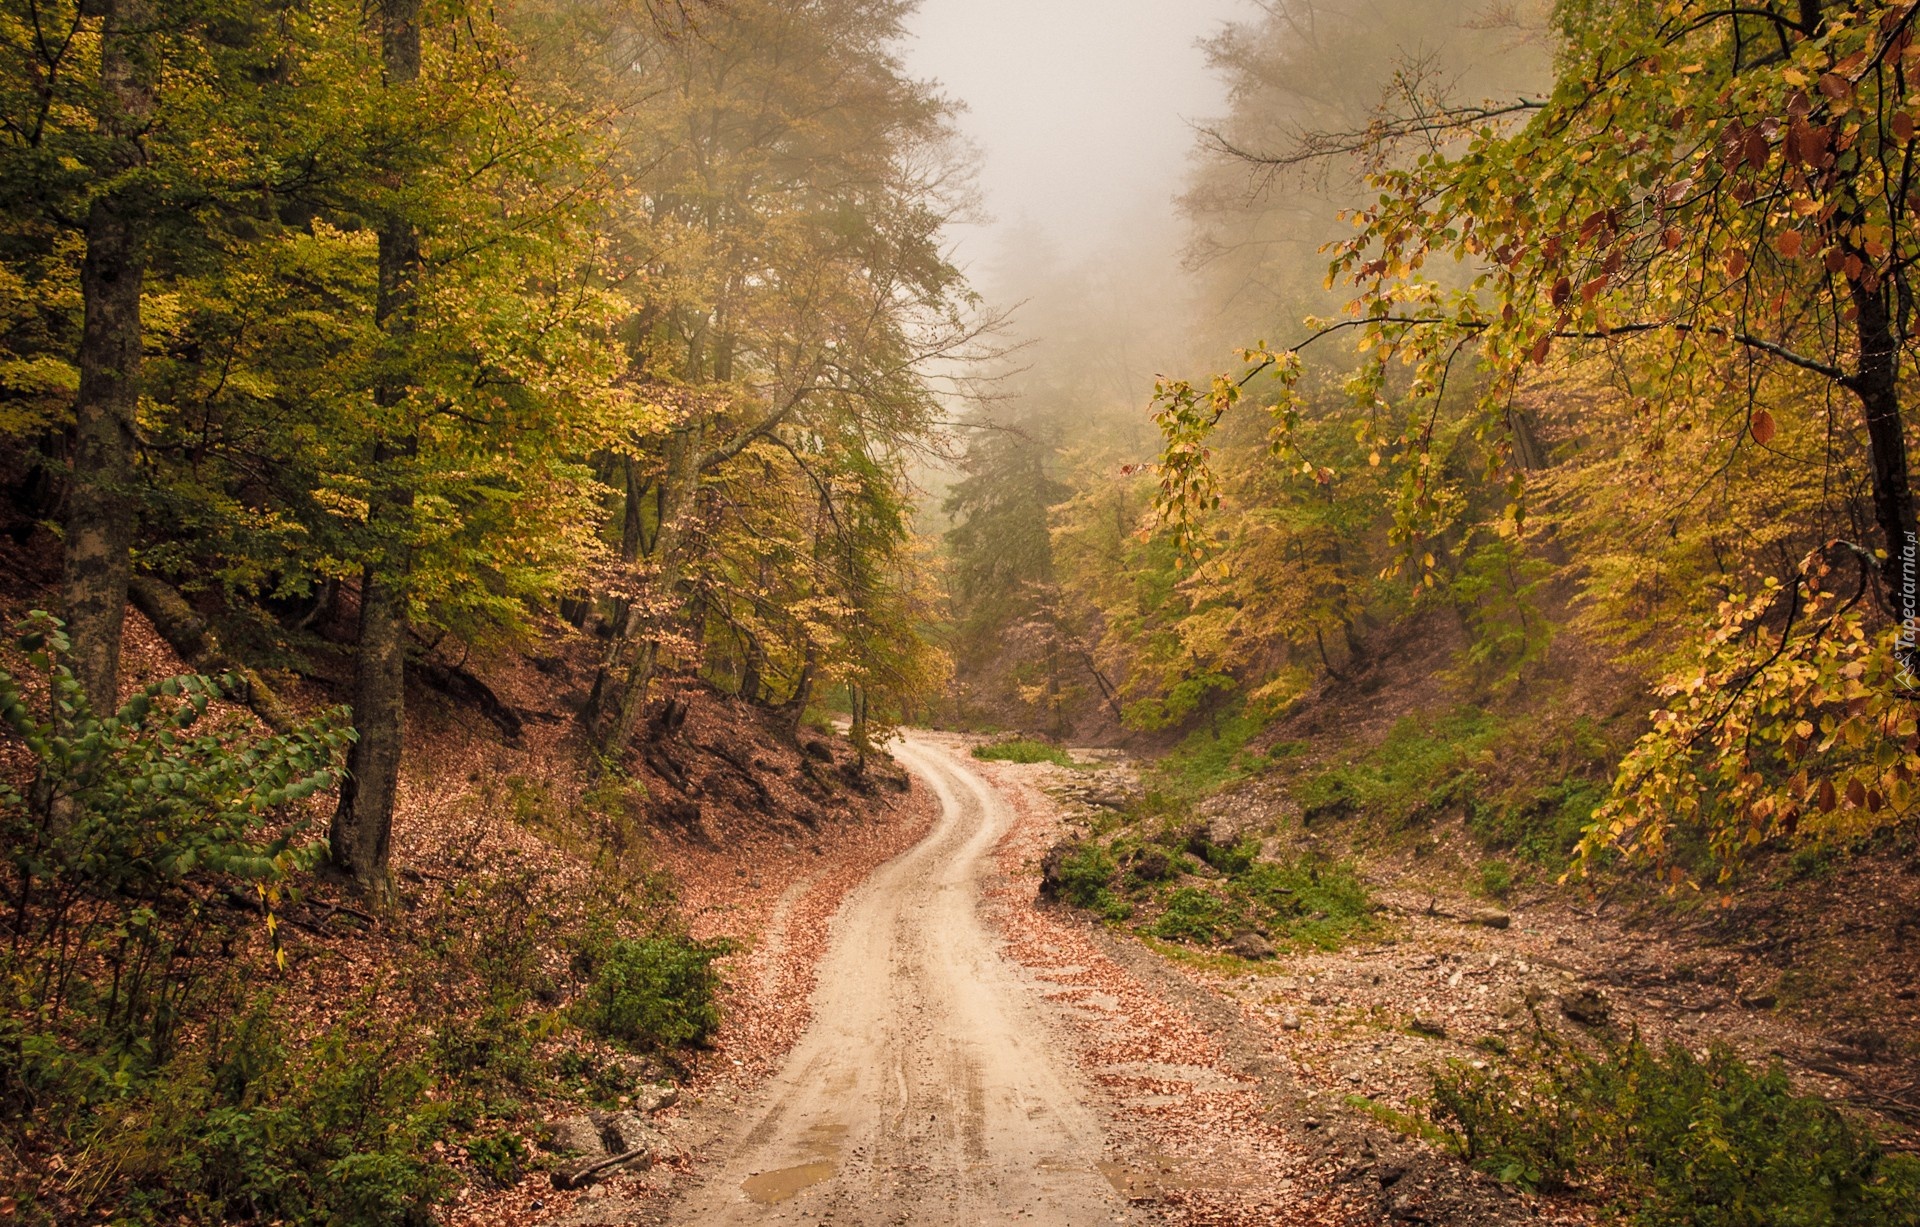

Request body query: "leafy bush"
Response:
[1048, 843, 1132, 919]
[1233, 856, 1372, 948]
[1146, 886, 1243, 943]
[1430, 1032, 1920, 1225]
[465, 1130, 528, 1189]
[972, 737, 1075, 766]
[1478, 860, 1514, 901]
[103, 1006, 452, 1227]
[1470, 777, 1604, 866]
[573, 934, 727, 1050]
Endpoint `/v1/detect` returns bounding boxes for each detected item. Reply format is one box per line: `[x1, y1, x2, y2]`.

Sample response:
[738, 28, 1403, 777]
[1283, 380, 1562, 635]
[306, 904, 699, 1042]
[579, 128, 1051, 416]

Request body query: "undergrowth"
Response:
[0, 620, 724, 1224]
[972, 737, 1077, 766]
[1430, 1029, 1920, 1225]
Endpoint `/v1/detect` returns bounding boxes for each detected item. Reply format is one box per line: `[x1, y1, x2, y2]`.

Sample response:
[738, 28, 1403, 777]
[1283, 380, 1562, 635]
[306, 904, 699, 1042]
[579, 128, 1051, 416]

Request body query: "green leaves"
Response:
[0, 611, 351, 900]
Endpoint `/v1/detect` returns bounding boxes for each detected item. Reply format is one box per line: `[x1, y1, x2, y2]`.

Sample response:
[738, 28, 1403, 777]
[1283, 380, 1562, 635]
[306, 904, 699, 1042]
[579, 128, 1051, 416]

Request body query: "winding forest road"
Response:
[664, 732, 1133, 1225]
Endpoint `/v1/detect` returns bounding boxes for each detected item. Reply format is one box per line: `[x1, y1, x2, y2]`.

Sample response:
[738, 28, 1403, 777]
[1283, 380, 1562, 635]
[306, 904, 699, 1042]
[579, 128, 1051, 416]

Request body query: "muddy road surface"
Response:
[664, 733, 1134, 1225]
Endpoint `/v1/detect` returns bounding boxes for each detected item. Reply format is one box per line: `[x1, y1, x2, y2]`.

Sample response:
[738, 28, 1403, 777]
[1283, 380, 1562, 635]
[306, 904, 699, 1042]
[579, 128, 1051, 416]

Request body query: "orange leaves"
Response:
[1774, 229, 1804, 258]
[1579, 545, 1920, 884]
[1749, 409, 1776, 446]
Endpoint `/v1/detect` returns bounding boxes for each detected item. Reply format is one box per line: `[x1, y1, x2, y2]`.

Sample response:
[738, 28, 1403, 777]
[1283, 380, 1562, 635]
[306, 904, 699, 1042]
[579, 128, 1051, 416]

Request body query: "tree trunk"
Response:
[62, 0, 154, 717]
[330, 566, 405, 903]
[330, 0, 421, 904]
[1851, 281, 1916, 653]
[591, 426, 701, 759]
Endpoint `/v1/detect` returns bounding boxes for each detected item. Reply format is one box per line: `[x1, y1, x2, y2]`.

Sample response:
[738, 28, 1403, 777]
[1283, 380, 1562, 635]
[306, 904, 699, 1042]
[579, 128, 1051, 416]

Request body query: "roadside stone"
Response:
[635, 1082, 680, 1113]
[599, 1110, 663, 1155]
[1560, 987, 1612, 1027]
[545, 1114, 606, 1157]
[1229, 929, 1276, 960]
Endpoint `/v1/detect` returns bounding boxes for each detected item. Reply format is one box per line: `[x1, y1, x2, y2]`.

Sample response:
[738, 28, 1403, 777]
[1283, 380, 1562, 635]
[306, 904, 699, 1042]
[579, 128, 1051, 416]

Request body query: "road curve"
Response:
[664, 732, 1130, 1225]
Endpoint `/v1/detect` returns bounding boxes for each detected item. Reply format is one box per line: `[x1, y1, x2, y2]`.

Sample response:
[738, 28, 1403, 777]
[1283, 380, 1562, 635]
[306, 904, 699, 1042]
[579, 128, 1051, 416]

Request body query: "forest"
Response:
[1, 0, 1918, 1224]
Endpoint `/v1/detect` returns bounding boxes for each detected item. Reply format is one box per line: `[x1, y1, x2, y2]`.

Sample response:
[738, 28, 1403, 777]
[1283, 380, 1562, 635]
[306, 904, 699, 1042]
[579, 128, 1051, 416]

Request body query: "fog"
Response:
[901, 0, 1251, 276]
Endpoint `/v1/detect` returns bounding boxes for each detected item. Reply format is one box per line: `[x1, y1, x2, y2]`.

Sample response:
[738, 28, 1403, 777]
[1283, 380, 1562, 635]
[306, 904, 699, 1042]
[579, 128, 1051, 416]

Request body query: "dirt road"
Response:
[664, 733, 1133, 1225]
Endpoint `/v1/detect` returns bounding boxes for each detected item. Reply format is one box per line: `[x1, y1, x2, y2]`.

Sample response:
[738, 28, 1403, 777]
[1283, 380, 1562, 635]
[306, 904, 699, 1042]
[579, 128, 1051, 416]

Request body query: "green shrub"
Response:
[1430, 1032, 1920, 1225]
[971, 737, 1075, 766]
[1050, 843, 1132, 919]
[1233, 856, 1372, 948]
[1470, 777, 1604, 866]
[1197, 834, 1258, 875]
[1146, 886, 1242, 943]
[465, 1130, 528, 1189]
[1478, 860, 1514, 901]
[109, 1008, 453, 1227]
[573, 935, 727, 1050]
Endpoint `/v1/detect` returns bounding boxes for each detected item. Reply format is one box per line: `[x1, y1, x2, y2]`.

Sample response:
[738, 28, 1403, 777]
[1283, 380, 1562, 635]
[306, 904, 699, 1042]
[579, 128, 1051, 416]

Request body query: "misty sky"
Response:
[900, 0, 1253, 278]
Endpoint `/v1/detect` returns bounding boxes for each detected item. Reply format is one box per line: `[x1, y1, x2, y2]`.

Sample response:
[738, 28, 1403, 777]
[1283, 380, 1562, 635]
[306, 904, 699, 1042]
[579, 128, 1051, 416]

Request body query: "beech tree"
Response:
[577, 0, 981, 760]
[1152, 0, 1920, 874]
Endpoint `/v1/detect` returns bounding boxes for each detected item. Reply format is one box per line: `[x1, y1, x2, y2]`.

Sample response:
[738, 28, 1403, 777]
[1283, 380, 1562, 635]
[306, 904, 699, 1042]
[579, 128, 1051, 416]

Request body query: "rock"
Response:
[635, 1082, 680, 1114]
[599, 1110, 663, 1155]
[1228, 929, 1276, 960]
[1280, 1011, 1302, 1030]
[801, 739, 835, 762]
[1467, 909, 1512, 929]
[1377, 1163, 1408, 1188]
[1409, 1015, 1447, 1038]
[546, 1114, 606, 1157]
[1739, 990, 1778, 1010]
[1560, 987, 1612, 1027]
[1387, 1192, 1426, 1220]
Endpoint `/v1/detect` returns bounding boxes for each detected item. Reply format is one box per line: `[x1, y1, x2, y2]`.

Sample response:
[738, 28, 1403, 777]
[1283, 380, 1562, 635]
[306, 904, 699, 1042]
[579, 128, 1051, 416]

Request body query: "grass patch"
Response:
[1430, 1031, 1920, 1225]
[972, 737, 1077, 766]
[1147, 702, 1275, 801]
[1231, 856, 1374, 949]
[1345, 1093, 1451, 1145]
[1146, 886, 1244, 943]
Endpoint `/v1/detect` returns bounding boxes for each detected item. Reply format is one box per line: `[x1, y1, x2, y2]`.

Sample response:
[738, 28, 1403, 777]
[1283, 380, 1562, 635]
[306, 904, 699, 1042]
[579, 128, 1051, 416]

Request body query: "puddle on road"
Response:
[742, 1159, 836, 1204]
[742, 1119, 848, 1204]
[1096, 1153, 1255, 1200]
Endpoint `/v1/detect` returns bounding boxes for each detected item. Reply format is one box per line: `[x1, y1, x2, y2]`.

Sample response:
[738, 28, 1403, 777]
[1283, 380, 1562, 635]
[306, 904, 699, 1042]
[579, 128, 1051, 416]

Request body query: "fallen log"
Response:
[127, 576, 297, 732]
[550, 1145, 652, 1190]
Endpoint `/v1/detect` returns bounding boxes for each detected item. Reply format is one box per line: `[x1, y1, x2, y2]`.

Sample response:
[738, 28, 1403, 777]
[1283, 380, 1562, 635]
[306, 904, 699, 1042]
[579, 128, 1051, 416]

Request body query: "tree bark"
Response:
[591, 425, 701, 759]
[62, 0, 154, 717]
[1851, 281, 1916, 660]
[330, 0, 421, 904]
[331, 565, 405, 901]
